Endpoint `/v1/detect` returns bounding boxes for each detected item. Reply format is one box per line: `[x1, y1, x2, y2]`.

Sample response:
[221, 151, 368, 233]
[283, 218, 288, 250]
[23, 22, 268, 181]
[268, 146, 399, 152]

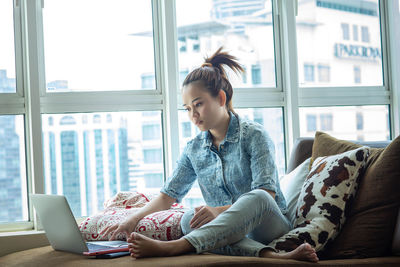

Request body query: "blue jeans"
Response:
[180, 189, 292, 257]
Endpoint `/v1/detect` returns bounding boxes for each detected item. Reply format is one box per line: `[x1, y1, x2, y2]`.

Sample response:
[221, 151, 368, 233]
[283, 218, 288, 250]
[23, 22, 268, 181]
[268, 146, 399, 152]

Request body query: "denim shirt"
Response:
[161, 112, 287, 214]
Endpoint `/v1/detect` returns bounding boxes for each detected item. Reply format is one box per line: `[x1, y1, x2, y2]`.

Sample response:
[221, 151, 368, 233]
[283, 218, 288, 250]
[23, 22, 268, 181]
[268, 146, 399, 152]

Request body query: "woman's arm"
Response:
[102, 192, 176, 240]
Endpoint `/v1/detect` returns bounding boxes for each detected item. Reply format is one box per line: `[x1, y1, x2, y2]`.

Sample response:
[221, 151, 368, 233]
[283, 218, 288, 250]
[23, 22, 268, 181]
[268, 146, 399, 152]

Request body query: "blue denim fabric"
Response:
[161, 112, 287, 213]
[180, 189, 292, 256]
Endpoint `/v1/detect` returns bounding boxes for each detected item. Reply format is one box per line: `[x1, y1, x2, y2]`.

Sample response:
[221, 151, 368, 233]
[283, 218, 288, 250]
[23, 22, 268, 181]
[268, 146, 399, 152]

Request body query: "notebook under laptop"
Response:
[30, 194, 129, 256]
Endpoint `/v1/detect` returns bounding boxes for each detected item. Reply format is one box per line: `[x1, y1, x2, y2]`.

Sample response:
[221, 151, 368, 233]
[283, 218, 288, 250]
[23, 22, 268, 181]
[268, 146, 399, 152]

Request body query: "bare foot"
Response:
[260, 243, 319, 262]
[127, 232, 194, 258]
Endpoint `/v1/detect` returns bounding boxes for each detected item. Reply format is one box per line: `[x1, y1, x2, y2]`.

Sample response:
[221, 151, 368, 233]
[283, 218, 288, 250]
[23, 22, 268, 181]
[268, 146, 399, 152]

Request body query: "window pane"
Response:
[300, 105, 390, 141]
[177, 108, 285, 208]
[42, 111, 164, 217]
[0, 115, 28, 223]
[176, 0, 276, 89]
[43, 0, 155, 92]
[0, 1, 16, 93]
[297, 0, 383, 87]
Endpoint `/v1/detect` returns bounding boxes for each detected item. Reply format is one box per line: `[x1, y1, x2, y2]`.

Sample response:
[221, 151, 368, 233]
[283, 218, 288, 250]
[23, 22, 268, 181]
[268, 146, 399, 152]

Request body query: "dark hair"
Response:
[182, 47, 244, 114]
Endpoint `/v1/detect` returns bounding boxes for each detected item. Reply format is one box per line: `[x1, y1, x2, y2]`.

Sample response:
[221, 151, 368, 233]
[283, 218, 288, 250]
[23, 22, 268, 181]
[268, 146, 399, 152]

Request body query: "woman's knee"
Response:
[246, 189, 275, 204]
[180, 209, 195, 235]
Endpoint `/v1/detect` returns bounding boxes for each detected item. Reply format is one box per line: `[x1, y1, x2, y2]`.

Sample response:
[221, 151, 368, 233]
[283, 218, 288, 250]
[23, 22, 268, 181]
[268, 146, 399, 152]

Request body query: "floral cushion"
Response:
[268, 147, 369, 253]
[79, 192, 185, 241]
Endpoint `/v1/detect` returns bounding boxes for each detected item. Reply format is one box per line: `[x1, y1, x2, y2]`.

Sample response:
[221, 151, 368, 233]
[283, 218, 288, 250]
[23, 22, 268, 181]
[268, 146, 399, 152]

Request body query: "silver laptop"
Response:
[30, 194, 129, 255]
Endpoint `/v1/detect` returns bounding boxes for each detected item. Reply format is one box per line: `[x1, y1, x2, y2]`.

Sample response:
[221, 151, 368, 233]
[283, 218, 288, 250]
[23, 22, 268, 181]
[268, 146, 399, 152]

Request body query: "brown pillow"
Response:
[311, 132, 400, 259]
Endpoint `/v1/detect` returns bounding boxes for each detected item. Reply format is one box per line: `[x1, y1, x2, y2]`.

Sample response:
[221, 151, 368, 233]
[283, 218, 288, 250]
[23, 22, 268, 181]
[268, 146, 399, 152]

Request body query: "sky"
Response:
[0, 0, 213, 91]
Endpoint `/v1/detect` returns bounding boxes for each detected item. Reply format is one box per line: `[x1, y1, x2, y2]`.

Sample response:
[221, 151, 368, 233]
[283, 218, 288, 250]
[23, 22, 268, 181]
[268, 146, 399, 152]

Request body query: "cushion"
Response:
[267, 147, 369, 253]
[311, 132, 400, 259]
[280, 158, 311, 225]
[79, 192, 185, 241]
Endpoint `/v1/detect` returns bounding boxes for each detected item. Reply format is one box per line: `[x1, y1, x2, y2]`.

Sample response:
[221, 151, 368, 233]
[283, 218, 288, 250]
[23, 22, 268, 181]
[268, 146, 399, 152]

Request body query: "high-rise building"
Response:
[42, 103, 130, 216]
[0, 70, 23, 223]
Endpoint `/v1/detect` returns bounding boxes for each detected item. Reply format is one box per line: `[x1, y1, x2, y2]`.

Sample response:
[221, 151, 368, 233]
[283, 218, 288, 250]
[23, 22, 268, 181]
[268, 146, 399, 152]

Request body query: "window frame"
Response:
[1, 0, 399, 235]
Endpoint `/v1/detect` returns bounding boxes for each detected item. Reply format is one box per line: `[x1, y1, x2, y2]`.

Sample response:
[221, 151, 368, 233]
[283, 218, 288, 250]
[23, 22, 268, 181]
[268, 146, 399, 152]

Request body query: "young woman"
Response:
[102, 47, 318, 262]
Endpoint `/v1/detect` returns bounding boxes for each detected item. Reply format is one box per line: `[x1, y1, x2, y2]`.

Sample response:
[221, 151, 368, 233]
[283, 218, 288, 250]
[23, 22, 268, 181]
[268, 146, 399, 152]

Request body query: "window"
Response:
[317, 65, 330, 82]
[297, 0, 383, 87]
[179, 70, 189, 87]
[353, 25, 359, 41]
[306, 114, 317, 132]
[142, 124, 161, 141]
[141, 73, 155, 89]
[0, 1, 16, 93]
[178, 37, 187, 53]
[251, 65, 262, 85]
[304, 64, 315, 82]
[144, 173, 163, 188]
[42, 0, 155, 91]
[320, 114, 333, 131]
[300, 106, 390, 141]
[2, 0, 397, 233]
[361, 26, 370, 42]
[143, 149, 162, 164]
[42, 112, 163, 217]
[176, 0, 276, 88]
[341, 23, 350, 40]
[181, 122, 192, 138]
[0, 115, 27, 223]
[356, 112, 364, 130]
[354, 66, 361, 84]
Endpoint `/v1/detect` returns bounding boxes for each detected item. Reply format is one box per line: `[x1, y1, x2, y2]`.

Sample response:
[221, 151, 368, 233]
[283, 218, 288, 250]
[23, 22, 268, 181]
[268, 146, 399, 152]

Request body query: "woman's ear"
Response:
[218, 90, 226, 107]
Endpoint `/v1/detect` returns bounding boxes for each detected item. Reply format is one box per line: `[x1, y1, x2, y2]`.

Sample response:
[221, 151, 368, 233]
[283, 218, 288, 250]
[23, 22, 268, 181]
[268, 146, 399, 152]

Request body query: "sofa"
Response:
[1, 132, 399, 266]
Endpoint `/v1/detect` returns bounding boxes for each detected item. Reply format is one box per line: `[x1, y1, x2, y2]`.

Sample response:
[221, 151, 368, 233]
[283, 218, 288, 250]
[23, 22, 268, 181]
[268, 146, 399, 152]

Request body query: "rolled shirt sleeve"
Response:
[160, 145, 197, 203]
[247, 127, 278, 193]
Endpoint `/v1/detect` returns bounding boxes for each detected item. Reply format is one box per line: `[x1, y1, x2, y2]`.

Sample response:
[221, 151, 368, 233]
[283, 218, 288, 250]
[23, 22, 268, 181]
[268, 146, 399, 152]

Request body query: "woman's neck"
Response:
[209, 111, 231, 147]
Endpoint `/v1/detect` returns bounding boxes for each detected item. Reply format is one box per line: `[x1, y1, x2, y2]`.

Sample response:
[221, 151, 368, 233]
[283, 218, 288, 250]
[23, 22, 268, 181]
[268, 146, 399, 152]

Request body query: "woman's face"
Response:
[182, 82, 225, 131]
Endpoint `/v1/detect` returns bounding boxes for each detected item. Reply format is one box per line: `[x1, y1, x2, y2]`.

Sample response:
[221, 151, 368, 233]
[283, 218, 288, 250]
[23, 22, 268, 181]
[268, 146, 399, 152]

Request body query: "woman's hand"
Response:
[101, 216, 139, 241]
[190, 205, 228, 229]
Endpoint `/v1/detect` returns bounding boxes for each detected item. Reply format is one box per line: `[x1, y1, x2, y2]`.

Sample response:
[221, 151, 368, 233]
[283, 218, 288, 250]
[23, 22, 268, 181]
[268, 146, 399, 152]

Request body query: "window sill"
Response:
[0, 230, 49, 257]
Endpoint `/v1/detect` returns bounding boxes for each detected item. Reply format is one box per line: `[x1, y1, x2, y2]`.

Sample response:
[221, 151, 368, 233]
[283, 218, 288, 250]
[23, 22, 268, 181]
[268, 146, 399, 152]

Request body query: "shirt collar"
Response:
[201, 111, 240, 148]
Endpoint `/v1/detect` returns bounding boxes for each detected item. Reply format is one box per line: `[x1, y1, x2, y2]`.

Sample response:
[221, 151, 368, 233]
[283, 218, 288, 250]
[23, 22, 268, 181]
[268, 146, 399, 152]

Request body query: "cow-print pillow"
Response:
[267, 147, 369, 253]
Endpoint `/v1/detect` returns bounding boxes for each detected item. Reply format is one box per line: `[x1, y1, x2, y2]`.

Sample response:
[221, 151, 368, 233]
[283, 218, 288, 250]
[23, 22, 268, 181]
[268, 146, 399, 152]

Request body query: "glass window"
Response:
[181, 122, 192, 138]
[0, 1, 16, 93]
[251, 64, 262, 85]
[177, 107, 285, 209]
[341, 23, 350, 40]
[141, 73, 155, 89]
[320, 113, 333, 131]
[300, 105, 390, 141]
[144, 173, 163, 188]
[297, 0, 382, 87]
[356, 112, 364, 130]
[361, 26, 370, 42]
[142, 124, 161, 141]
[354, 65, 361, 83]
[306, 114, 317, 132]
[42, 111, 163, 217]
[176, 0, 276, 88]
[304, 64, 315, 82]
[317, 64, 330, 82]
[0, 115, 27, 223]
[43, 0, 155, 92]
[179, 70, 189, 87]
[353, 24, 359, 41]
[143, 149, 162, 164]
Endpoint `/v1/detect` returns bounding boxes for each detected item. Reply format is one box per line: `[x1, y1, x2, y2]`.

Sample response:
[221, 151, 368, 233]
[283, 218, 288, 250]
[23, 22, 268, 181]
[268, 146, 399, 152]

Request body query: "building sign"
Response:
[334, 43, 381, 60]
